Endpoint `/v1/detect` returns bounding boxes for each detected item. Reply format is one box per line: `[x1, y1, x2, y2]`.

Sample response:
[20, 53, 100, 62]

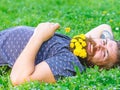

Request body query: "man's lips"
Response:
[87, 42, 93, 56]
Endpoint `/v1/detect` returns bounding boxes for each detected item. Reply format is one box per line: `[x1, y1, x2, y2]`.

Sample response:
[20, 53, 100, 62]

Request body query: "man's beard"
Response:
[86, 37, 96, 60]
[80, 37, 97, 67]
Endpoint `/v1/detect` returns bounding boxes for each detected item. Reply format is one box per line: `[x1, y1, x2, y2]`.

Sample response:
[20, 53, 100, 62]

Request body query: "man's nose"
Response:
[95, 44, 106, 51]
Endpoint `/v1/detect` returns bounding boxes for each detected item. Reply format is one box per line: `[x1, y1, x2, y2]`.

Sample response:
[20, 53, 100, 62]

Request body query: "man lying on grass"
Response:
[0, 22, 119, 86]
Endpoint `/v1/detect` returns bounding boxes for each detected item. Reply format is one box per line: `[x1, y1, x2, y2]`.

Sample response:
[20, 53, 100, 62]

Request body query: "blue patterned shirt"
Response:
[0, 26, 85, 80]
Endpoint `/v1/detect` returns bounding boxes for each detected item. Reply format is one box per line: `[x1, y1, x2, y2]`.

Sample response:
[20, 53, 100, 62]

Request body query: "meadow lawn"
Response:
[0, 0, 120, 89]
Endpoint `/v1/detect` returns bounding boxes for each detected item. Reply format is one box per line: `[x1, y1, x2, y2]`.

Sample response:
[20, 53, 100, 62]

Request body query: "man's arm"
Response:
[85, 24, 114, 39]
[10, 22, 60, 86]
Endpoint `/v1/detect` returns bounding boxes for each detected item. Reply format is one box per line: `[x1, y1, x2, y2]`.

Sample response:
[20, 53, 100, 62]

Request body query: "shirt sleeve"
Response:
[45, 49, 85, 80]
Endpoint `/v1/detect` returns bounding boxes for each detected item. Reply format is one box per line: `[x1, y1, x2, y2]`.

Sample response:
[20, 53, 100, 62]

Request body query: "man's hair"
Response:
[115, 41, 120, 66]
[103, 40, 120, 69]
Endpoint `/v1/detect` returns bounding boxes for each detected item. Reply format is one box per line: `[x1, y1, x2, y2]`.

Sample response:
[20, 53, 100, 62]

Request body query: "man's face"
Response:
[86, 38, 118, 67]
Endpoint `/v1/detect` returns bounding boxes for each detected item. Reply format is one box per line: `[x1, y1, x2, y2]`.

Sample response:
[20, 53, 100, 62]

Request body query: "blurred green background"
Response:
[0, 0, 120, 39]
[0, 0, 120, 89]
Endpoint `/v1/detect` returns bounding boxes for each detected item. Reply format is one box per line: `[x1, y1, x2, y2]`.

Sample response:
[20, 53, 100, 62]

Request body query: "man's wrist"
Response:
[30, 34, 44, 44]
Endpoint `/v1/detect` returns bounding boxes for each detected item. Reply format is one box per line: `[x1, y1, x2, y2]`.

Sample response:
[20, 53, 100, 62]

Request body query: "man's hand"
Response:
[33, 22, 60, 42]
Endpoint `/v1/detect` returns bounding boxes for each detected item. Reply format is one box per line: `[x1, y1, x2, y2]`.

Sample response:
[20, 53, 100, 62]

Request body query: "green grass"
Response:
[0, 0, 120, 89]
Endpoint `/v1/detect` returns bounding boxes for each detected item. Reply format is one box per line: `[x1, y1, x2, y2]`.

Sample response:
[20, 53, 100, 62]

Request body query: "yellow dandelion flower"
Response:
[71, 39, 77, 43]
[79, 53, 82, 57]
[79, 48, 83, 52]
[82, 49, 86, 53]
[73, 35, 80, 38]
[82, 41, 87, 47]
[70, 42, 74, 48]
[79, 34, 86, 40]
[76, 45, 82, 49]
[73, 49, 79, 56]
[65, 27, 70, 33]
[81, 52, 87, 58]
[75, 48, 82, 53]
[79, 38, 83, 43]
[78, 50, 83, 57]
[70, 34, 87, 59]
[80, 49, 87, 58]
[75, 42, 80, 47]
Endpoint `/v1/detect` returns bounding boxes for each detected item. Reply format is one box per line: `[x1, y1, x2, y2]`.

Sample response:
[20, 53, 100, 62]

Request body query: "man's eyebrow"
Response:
[106, 38, 109, 44]
[106, 39, 109, 59]
[107, 50, 109, 59]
